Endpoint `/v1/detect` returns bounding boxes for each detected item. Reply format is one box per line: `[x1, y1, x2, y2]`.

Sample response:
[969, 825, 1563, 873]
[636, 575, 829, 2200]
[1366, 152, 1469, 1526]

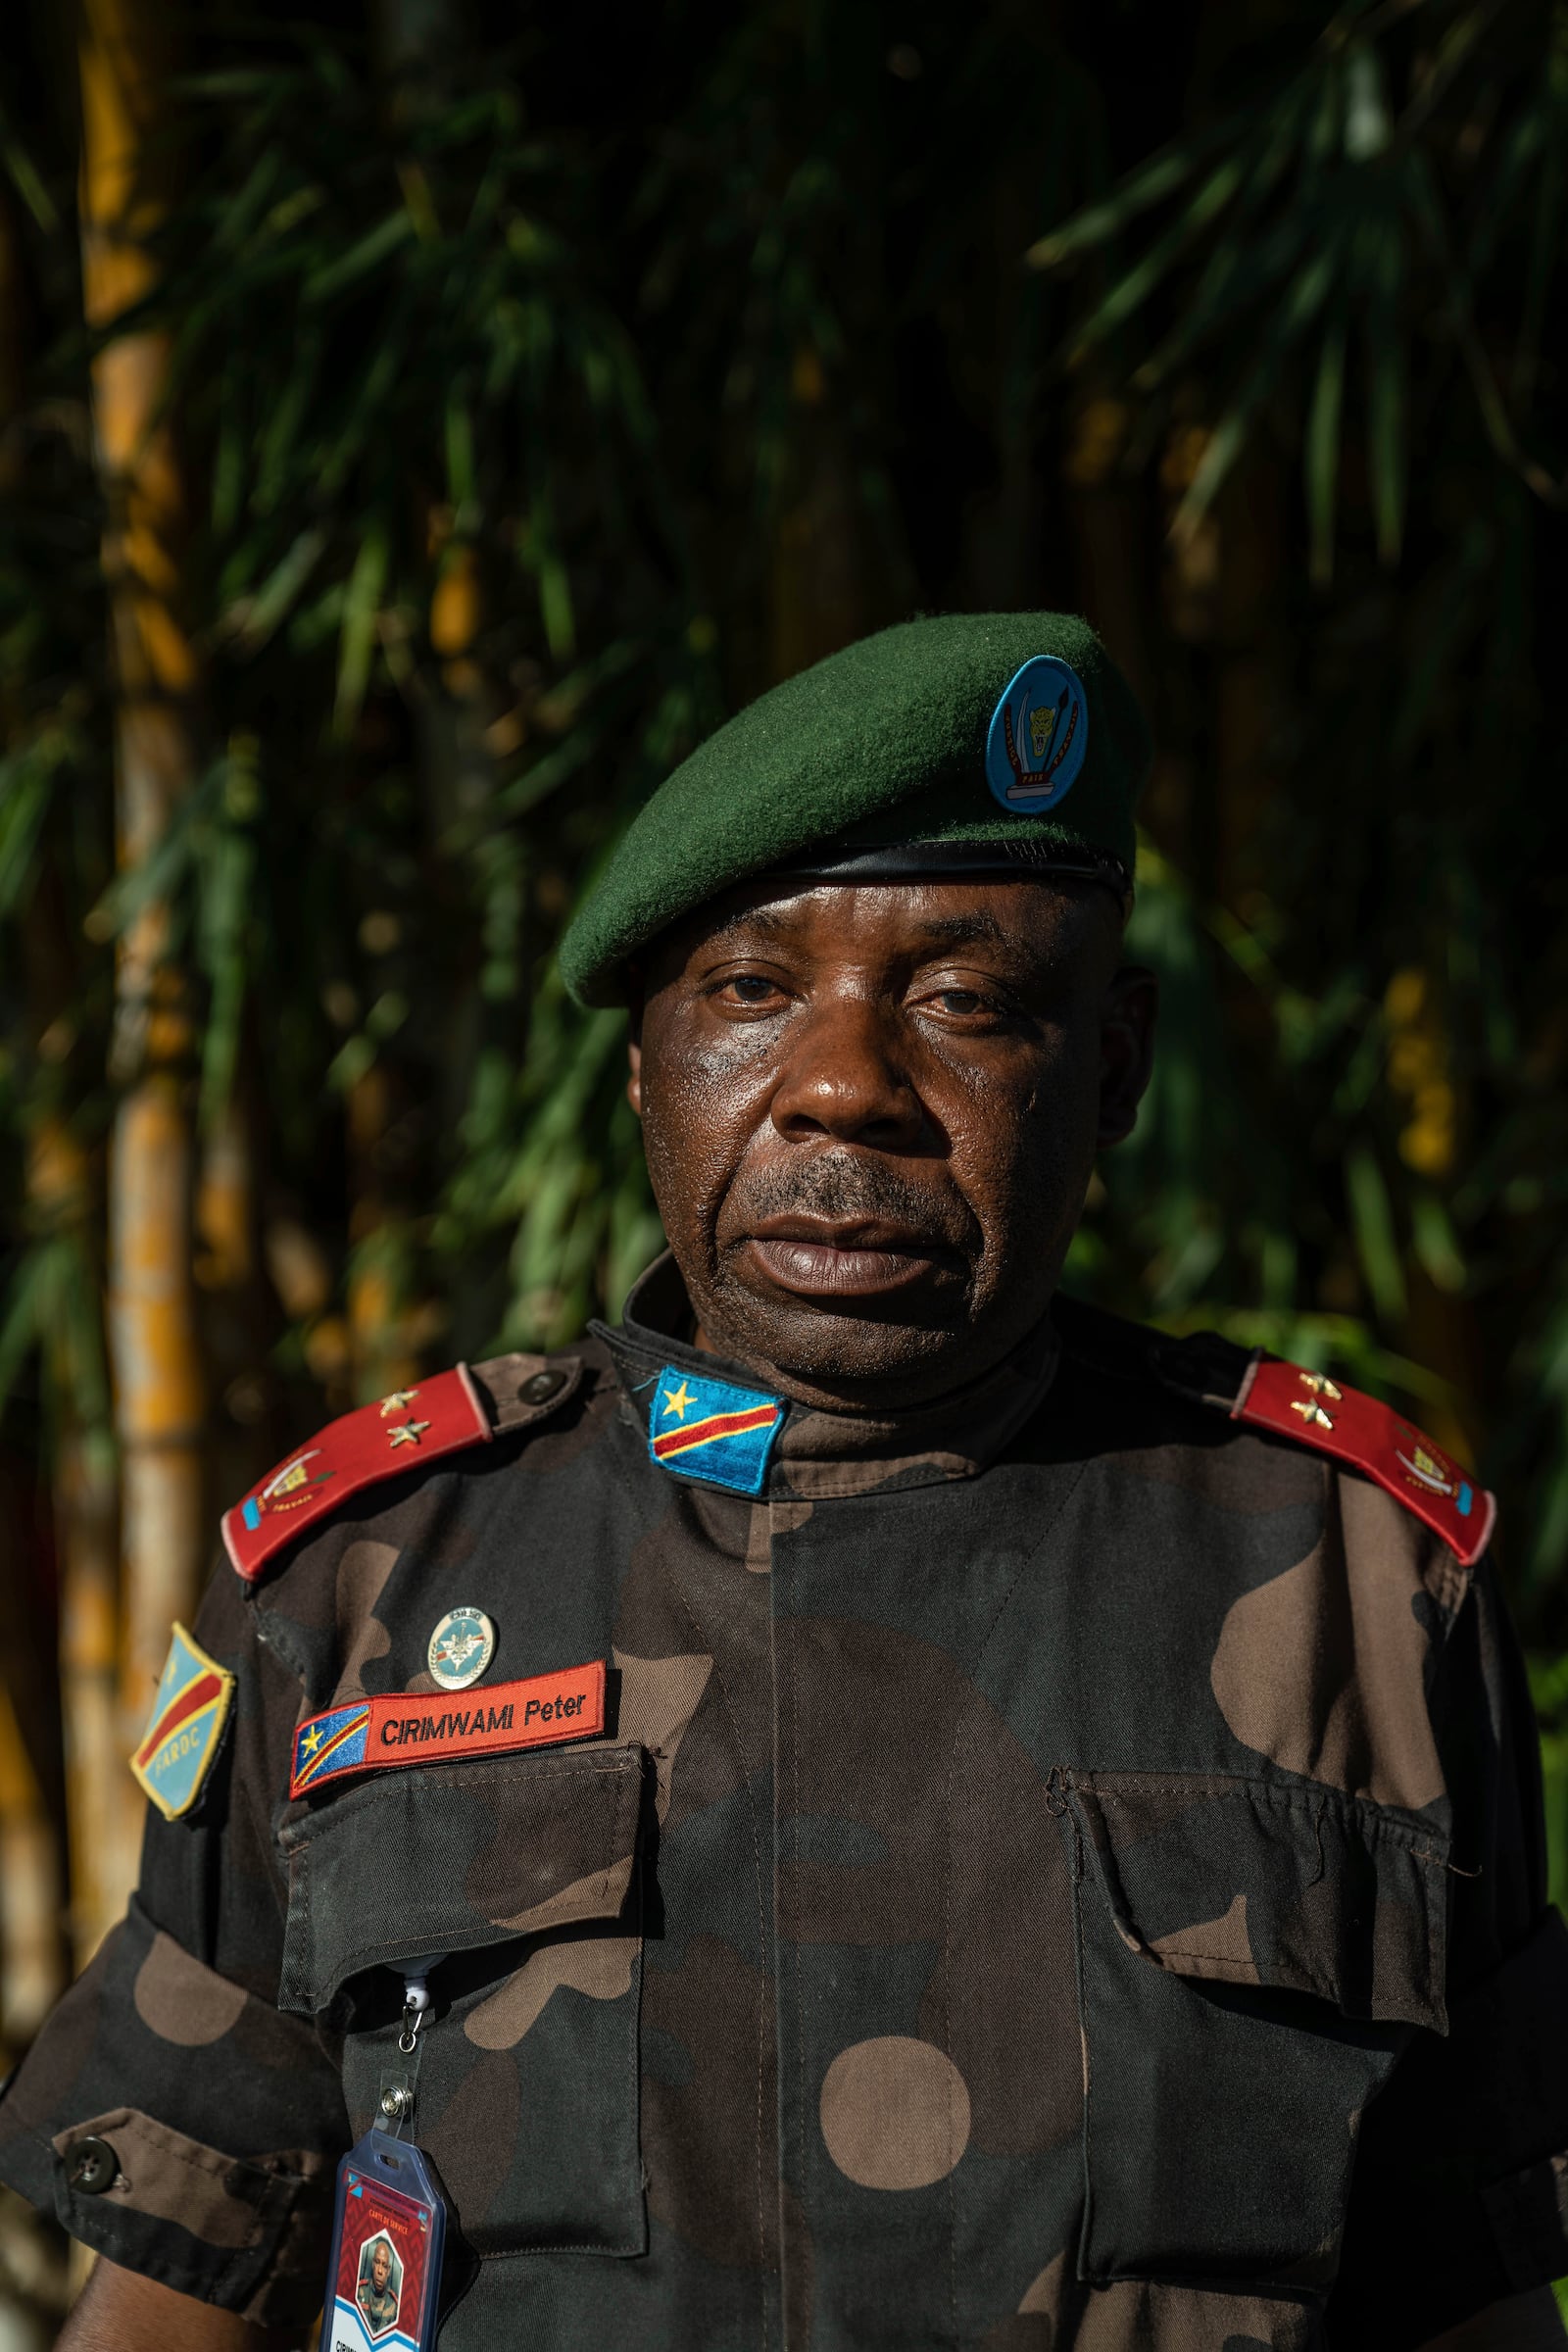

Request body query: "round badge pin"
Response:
[984, 656, 1090, 814]
[427, 1605, 496, 1692]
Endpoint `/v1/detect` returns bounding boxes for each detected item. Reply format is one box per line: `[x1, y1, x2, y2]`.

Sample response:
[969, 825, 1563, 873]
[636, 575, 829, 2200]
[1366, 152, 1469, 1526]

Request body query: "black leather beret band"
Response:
[775, 838, 1133, 902]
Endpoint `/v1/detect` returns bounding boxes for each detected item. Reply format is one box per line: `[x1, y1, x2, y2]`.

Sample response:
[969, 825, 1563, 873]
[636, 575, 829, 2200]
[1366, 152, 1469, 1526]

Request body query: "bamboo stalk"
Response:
[0, 1684, 65, 2052]
[78, 0, 207, 1918]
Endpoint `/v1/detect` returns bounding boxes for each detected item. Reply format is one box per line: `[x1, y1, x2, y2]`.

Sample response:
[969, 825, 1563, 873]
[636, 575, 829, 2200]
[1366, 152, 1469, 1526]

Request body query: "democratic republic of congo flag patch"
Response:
[647, 1366, 783, 1495]
[130, 1623, 236, 1822]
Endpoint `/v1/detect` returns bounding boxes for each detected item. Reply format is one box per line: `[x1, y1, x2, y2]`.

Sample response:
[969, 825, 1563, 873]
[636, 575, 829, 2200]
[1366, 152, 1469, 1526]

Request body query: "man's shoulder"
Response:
[1048, 1292, 1493, 1572]
[222, 1334, 620, 1588]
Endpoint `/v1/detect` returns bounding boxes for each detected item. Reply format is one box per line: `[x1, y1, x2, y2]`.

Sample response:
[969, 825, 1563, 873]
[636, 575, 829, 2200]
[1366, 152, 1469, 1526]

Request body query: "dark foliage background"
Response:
[1, 0, 1565, 2326]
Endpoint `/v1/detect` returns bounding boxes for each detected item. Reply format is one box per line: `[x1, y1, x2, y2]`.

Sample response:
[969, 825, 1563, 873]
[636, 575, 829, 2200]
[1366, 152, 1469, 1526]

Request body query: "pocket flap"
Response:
[1062, 1769, 1449, 2032]
[278, 1743, 644, 2013]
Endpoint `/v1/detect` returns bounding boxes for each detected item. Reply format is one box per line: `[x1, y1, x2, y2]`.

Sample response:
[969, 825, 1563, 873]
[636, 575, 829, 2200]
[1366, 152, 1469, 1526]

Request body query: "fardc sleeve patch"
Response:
[130, 1622, 236, 1821]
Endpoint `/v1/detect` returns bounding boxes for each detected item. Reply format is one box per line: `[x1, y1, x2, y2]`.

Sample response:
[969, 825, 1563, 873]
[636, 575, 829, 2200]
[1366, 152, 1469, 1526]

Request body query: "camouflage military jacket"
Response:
[4, 1259, 1567, 2351]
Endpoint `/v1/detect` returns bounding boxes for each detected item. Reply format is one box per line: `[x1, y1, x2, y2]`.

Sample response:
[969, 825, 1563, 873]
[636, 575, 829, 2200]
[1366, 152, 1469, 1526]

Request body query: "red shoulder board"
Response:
[1234, 1356, 1495, 1568]
[221, 1367, 492, 1583]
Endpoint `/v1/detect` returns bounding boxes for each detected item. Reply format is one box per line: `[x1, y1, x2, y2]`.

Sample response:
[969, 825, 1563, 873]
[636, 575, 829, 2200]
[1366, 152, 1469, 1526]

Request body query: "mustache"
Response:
[734, 1153, 961, 1238]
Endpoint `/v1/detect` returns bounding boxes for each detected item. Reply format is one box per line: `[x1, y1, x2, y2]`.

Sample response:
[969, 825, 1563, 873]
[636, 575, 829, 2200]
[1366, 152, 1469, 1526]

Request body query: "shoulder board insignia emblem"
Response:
[289, 1661, 606, 1798]
[648, 1365, 783, 1495]
[223, 1365, 492, 1583]
[1234, 1357, 1495, 1567]
[131, 1622, 236, 1821]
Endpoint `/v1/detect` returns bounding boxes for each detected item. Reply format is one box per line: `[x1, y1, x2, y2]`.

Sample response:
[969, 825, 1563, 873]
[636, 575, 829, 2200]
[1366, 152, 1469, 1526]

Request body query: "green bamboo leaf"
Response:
[525, 514, 576, 661]
[318, 309, 413, 495]
[1024, 130, 1231, 269]
[1343, 43, 1391, 162]
[1346, 1141, 1407, 1326]
[446, 392, 477, 513]
[57, 1239, 114, 1437]
[1362, 206, 1408, 564]
[1173, 247, 1337, 536]
[0, 109, 60, 234]
[1068, 157, 1248, 363]
[0, 1246, 51, 1418]
[223, 525, 327, 649]
[1468, 108, 1545, 272]
[1410, 1194, 1467, 1296]
[333, 523, 390, 738]
[0, 749, 58, 914]
[255, 330, 322, 514]
[1305, 311, 1348, 585]
[84, 765, 223, 942]
[303, 212, 415, 306]
[209, 144, 286, 255]
[1132, 200, 1321, 394]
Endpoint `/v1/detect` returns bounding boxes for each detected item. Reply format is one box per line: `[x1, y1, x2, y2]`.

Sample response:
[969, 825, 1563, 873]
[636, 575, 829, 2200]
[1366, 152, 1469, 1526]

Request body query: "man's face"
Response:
[371, 2247, 391, 2292]
[628, 877, 1155, 1408]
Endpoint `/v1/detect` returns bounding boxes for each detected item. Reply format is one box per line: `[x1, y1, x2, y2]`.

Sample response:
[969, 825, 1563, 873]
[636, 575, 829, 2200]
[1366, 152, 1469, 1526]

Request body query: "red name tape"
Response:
[290, 1661, 606, 1797]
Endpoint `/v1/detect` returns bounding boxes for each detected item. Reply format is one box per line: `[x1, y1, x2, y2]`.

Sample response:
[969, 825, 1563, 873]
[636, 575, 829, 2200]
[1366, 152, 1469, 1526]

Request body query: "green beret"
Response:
[560, 611, 1151, 1006]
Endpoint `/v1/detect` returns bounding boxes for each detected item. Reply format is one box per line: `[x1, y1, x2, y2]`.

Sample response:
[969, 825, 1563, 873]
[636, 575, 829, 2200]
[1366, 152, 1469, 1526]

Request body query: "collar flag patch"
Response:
[130, 1623, 236, 1821]
[648, 1365, 783, 1495]
[289, 1660, 606, 1798]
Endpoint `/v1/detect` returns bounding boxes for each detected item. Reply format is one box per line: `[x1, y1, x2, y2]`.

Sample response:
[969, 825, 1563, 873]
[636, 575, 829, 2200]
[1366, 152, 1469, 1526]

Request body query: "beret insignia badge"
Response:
[985, 655, 1090, 813]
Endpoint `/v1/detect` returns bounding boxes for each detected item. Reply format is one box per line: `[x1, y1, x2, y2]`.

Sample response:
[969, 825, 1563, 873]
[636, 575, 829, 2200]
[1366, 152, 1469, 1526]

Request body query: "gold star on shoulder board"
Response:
[1291, 1398, 1336, 1430]
[388, 1419, 432, 1449]
[662, 1381, 696, 1421]
[378, 1389, 419, 1417]
[1296, 1372, 1343, 1402]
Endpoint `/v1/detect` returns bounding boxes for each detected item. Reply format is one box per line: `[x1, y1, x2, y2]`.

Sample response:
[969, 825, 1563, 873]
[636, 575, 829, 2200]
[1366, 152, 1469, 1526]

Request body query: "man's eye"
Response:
[932, 988, 990, 1016]
[720, 974, 781, 1004]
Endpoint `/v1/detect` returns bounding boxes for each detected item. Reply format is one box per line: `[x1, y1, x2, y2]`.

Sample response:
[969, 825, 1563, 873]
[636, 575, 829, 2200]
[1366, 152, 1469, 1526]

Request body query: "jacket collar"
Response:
[595, 1252, 1058, 1499]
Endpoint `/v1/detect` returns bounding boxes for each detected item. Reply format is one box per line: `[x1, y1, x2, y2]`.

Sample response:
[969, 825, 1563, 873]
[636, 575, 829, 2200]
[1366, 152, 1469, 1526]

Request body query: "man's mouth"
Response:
[742, 1214, 964, 1300]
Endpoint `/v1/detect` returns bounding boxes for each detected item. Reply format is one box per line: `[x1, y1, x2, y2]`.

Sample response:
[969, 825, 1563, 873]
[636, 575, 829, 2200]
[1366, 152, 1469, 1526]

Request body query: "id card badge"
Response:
[322, 2126, 447, 2352]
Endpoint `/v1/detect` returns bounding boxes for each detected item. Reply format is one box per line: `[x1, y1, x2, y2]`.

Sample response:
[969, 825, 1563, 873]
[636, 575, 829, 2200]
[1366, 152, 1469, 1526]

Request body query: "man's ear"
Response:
[1098, 964, 1157, 1148]
[625, 985, 645, 1118]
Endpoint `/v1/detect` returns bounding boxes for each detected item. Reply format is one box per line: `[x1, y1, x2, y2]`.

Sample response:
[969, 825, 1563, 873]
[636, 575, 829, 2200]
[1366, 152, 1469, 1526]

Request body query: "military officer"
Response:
[3, 613, 1566, 2352]
[357, 2239, 399, 2335]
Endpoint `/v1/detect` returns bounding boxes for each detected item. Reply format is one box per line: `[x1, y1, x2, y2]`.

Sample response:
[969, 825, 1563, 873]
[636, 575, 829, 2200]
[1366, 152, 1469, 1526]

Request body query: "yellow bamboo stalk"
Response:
[78, 0, 207, 1923]
[0, 1684, 65, 2053]
[57, 1425, 123, 1966]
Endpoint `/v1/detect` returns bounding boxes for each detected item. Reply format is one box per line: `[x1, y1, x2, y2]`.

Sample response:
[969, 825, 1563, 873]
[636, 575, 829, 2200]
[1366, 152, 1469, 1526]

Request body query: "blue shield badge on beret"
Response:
[985, 656, 1089, 812]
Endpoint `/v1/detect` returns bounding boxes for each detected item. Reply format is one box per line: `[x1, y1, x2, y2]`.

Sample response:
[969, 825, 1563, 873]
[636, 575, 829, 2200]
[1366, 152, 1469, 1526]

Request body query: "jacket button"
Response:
[520, 1369, 565, 1406]
[66, 2136, 119, 2194]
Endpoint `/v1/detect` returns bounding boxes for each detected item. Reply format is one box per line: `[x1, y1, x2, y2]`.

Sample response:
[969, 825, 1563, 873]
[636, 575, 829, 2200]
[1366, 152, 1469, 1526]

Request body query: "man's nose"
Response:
[769, 993, 927, 1149]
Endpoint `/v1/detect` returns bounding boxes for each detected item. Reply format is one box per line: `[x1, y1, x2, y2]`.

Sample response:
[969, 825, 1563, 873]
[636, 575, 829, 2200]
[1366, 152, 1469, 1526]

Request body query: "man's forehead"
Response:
[674, 875, 1107, 962]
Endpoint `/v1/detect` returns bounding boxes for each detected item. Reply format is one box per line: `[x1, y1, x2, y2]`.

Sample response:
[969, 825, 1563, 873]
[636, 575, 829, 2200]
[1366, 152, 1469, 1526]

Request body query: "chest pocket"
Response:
[1061, 1768, 1449, 2295]
[277, 1743, 647, 2260]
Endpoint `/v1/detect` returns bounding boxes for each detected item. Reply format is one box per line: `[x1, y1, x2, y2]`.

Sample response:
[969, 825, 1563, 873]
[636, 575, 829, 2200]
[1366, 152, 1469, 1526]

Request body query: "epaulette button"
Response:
[521, 1369, 567, 1405]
